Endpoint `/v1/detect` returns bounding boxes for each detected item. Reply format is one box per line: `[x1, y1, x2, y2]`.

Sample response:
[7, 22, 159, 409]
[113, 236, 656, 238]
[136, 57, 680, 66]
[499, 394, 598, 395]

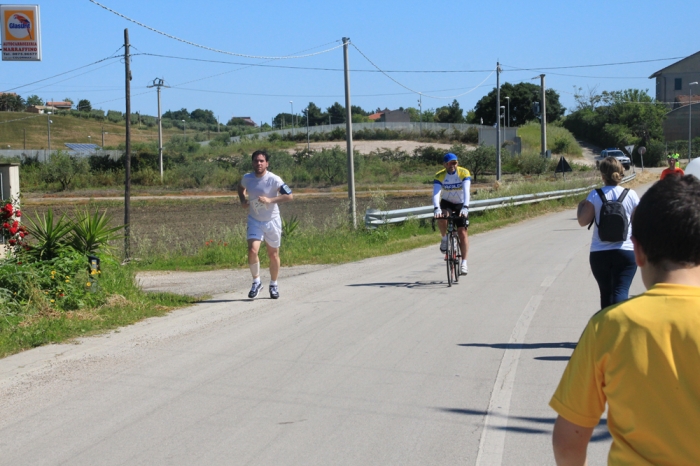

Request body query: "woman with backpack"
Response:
[577, 157, 640, 309]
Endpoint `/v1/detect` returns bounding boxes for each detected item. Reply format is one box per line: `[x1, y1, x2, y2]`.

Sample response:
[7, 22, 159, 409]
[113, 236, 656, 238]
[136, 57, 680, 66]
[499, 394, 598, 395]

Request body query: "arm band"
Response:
[462, 179, 471, 207]
[432, 183, 442, 209]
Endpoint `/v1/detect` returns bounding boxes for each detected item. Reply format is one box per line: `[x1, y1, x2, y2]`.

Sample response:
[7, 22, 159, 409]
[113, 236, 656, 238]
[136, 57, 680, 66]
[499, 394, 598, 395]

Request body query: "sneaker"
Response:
[269, 284, 279, 299]
[460, 263, 468, 275]
[439, 236, 448, 253]
[248, 281, 263, 298]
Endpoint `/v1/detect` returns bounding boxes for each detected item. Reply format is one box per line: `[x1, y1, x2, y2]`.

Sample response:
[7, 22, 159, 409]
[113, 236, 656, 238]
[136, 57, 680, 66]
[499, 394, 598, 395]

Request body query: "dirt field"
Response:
[21, 193, 432, 254]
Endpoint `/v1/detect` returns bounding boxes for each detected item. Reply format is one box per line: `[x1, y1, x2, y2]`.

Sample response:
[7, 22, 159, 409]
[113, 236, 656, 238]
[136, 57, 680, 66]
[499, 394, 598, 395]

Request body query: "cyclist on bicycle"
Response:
[433, 152, 471, 275]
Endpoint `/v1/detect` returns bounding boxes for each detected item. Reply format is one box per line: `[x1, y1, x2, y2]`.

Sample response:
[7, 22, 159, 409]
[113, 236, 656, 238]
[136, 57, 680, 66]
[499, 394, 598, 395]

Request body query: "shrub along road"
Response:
[0, 180, 656, 465]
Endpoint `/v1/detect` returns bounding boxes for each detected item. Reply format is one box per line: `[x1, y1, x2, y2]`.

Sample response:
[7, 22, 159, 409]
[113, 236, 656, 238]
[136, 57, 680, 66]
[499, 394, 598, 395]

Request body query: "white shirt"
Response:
[241, 171, 287, 222]
[586, 186, 639, 252]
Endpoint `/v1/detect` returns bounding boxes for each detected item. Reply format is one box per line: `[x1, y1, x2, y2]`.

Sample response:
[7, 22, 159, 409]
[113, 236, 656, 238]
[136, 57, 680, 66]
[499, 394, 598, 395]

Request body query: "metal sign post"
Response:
[638, 146, 646, 172]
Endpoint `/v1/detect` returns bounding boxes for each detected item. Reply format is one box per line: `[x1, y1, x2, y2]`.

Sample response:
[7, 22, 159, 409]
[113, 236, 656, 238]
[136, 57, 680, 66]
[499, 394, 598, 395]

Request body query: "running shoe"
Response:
[269, 284, 279, 299]
[461, 263, 468, 275]
[248, 281, 263, 298]
[439, 236, 448, 253]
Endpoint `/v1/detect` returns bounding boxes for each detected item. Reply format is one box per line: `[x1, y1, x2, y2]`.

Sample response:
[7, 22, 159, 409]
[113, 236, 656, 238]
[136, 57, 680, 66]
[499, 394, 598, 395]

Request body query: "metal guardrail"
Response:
[364, 173, 636, 228]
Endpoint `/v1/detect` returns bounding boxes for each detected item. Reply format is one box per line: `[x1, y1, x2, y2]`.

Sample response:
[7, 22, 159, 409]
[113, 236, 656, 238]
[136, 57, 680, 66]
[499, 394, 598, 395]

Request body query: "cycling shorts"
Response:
[439, 200, 469, 228]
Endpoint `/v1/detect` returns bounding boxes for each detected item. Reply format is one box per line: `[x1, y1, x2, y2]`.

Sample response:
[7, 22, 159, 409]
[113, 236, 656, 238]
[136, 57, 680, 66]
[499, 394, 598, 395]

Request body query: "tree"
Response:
[163, 108, 190, 121]
[326, 102, 346, 124]
[190, 108, 217, 124]
[26, 94, 43, 106]
[404, 107, 420, 122]
[435, 99, 465, 123]
[41, 151, 89, 190]
[0, 93, 25, 111]
[300, 102, 326, 126]
[77, 99, 92, 111]
[351, 105, 369, 116]
[459, 144, 496, 182]
[273, 112, 295, 128]
[63, 97, 74, 108]
[473, 82, 566, 126]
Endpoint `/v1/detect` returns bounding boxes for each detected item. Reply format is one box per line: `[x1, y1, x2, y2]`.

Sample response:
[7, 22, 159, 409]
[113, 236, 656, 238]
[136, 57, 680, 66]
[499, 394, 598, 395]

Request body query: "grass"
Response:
[518, 121, 583, 157]
[0, 111, 202, 149]
[132, 193, 584, 272]
[0, 256, 196, 358]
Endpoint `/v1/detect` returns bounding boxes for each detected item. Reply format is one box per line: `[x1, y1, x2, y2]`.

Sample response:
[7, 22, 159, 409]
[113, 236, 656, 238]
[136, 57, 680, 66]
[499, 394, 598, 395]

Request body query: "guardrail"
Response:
[364, 173, 636, 228]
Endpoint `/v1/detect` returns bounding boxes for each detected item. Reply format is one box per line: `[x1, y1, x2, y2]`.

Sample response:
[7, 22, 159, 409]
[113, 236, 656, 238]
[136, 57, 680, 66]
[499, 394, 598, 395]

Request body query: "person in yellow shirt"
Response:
[550, 175, 700, 465]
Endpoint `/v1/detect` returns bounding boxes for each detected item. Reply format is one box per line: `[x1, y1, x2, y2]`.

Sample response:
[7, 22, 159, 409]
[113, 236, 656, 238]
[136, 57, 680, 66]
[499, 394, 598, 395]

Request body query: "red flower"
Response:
[2, 222, 8, 229]
[8, 239, 16, 245]
[4, 204, 12, 215]
[15, 210, 20, 217]
[9, 227, 17, 236]
[16, 261, 21, 265]
[19, 232, 25, 238]
[11, 220, 18, 228]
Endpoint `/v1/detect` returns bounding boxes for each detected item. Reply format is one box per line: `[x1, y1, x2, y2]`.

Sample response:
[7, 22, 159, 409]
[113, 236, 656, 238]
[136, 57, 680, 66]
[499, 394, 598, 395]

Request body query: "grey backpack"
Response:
[589, 188, 630, 242]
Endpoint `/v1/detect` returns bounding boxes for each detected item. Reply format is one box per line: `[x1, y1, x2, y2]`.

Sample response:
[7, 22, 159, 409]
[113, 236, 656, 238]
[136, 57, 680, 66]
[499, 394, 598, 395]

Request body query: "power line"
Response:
[501, 56, 684, 71]
[350, 42, 494, 99]
[0, 114, 44, 125]
[88, 1, 344, 60]
[1, 54, 122, 93]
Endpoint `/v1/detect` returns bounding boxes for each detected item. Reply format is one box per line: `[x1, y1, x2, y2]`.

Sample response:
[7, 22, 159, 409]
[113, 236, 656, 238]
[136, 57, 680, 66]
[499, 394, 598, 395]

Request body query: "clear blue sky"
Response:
[2, 0, 698, 125]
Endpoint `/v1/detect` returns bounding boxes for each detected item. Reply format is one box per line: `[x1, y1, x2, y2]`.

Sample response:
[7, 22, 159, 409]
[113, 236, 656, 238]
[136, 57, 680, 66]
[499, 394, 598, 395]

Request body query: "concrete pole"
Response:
[540, 74, 547, 157]
[496, 62, 501, 181]
[124, 28, 132, 261]
[157, 86, 163, 181]
[342, 37, 357, 228]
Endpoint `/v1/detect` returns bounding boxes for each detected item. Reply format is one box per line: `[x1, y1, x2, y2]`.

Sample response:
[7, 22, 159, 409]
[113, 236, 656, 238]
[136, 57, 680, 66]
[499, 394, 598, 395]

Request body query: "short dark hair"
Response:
[251, 150, 269, 162]
[632, 175, 700, 266]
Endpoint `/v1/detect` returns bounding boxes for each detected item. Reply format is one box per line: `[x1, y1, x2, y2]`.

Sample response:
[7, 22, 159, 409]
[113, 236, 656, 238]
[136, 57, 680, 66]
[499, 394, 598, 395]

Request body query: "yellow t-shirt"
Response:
[550, 283, 700, 465]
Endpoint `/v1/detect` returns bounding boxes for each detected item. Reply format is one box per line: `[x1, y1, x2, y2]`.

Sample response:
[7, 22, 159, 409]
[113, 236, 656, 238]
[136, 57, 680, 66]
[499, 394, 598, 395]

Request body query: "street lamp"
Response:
[181, 119, 186, 138]
[306, 107, 310, 150]
[505, 96, 510, 128]
[289, 101, 294, 136]
[689, 82, 698, 160]
[47, 112, 53, 152]
[88, 135, 91, 145]
[500, 106, 506, 143]
[101, 126, 108, 148]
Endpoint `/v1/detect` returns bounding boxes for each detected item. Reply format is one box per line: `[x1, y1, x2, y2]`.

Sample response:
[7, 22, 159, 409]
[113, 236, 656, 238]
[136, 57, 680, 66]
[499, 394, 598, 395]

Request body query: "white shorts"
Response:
[247, 216, 282, 248]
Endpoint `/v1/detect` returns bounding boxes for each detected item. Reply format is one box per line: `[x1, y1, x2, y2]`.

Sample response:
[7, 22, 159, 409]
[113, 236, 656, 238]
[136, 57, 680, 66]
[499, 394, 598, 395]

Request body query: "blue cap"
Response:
[443, 152, 458, 163]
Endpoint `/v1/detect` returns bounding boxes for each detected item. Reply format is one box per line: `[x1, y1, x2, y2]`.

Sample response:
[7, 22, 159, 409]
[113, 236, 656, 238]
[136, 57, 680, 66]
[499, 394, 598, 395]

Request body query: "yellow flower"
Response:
[65, 279, 70, 283]
[50, 299, 55, 303]
[51, 270, 56, 274]
[44, 291, 48, 294]
[86, 282, 91, 287]
[90, 270, 96, 275]
[65, 276, 69, 279]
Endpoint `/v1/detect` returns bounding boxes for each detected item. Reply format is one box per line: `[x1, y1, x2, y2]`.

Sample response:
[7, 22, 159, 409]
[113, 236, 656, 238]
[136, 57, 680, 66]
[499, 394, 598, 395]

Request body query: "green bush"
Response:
[512, 152, 550, 175]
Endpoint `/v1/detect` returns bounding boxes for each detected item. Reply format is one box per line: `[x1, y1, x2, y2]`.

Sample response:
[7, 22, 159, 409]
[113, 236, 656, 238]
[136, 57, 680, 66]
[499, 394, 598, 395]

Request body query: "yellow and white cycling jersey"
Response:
[433, 166, 471, 204]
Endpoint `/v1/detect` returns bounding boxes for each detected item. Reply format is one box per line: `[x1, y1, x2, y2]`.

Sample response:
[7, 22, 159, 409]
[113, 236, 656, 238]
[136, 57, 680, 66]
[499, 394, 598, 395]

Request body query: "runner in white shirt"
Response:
[237, 150, 294, 299]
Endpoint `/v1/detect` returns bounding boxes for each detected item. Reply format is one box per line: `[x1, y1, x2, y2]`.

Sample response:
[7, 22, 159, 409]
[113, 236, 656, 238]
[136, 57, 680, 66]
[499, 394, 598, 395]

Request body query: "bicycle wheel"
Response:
[445, 233, 454, 286]
[450, 235, 460, 284]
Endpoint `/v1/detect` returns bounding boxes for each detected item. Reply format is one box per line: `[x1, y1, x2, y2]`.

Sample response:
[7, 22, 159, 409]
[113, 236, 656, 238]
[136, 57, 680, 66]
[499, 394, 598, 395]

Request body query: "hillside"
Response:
[0, 111, 215, 150]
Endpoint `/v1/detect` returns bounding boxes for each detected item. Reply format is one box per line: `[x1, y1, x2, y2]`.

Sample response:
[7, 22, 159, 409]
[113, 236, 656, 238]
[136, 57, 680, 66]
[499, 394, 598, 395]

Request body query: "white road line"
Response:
[475, 294, 543, 466]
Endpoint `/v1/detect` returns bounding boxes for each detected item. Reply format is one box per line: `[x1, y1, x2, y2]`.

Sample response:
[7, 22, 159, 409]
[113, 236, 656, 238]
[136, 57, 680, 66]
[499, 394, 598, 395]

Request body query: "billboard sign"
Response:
[1, 4, 42, 61]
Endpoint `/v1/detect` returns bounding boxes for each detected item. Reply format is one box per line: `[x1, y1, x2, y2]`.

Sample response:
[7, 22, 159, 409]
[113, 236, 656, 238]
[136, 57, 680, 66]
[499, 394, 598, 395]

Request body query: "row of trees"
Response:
[563, 87, 667, 166]
[0, 94, 93, 112]
[268, 83, 567, 129]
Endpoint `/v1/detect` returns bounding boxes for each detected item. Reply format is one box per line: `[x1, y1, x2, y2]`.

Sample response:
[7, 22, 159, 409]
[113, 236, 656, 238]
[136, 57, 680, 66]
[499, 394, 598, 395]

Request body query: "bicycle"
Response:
[432, 211, 463, 287]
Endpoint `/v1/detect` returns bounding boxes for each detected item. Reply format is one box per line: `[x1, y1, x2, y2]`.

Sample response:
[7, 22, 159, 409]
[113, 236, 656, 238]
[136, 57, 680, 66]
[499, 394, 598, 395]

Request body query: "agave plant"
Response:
[24, 209, 74, 260]
[69, 209, 124, 256]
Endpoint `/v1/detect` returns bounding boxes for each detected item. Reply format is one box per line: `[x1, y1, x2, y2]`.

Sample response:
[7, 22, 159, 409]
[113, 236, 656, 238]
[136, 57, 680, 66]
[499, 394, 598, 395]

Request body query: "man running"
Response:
[433, 152, 471, 275]
[660, 152, 684, 180]
[238, 150, 293, 299]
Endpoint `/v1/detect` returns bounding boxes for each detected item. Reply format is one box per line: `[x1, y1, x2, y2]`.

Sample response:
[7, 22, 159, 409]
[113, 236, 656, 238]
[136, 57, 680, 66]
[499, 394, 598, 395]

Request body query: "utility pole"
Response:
[540, 74, 547, 157]
[147, 77, 169, 182]
[23, 128, 26, 150]
[418, 94, 422, 136]
[496, 62, 501, 181]
[306, 107, 310, 150]
[124, 28, 132, 261]
[342, 37, 357, 228]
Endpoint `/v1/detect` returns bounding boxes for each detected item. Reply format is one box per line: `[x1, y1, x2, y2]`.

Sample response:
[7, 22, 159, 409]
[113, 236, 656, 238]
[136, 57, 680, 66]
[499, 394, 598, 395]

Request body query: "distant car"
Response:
[596, 148, 631, 170]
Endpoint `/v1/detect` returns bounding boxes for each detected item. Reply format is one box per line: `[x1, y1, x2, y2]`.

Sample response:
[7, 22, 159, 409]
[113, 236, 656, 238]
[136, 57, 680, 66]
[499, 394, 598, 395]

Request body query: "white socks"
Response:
[270, 280, 278, 286]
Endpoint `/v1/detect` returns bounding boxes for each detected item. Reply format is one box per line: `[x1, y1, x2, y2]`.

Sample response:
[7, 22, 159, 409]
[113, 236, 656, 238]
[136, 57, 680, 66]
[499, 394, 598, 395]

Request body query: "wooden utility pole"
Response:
[540, 74, 547, 157]
[124, 28, 132, 261]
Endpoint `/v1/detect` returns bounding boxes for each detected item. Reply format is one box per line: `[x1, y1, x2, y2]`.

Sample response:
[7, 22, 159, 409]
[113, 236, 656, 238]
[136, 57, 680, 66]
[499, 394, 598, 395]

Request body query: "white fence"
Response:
[0, 149, 122, 162]
[364, 174, 636, 228]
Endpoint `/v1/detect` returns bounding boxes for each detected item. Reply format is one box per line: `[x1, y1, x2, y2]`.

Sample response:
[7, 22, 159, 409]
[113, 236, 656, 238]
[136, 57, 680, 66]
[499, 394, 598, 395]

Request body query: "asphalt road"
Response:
[0, 184, 651, 465]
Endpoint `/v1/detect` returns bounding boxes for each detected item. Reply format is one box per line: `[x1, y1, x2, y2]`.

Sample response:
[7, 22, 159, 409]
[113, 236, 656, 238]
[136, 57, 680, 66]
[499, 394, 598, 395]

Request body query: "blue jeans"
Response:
[589, 250, 637, 309]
